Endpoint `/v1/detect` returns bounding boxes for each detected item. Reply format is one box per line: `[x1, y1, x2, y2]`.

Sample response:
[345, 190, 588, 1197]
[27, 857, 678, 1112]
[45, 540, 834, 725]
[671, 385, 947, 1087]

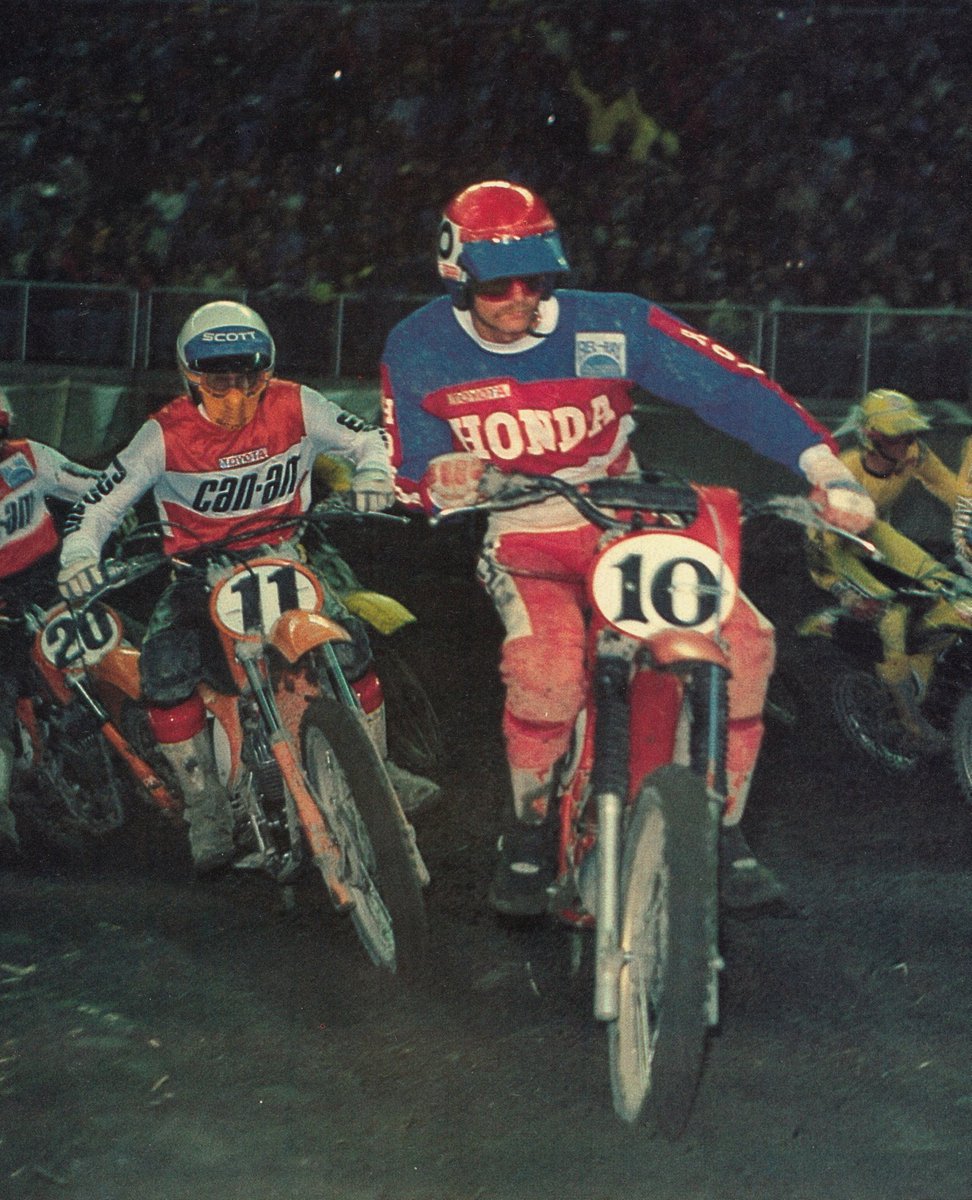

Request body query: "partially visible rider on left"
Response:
[0, 389, 100, 858]
[57, 300, 436, 874]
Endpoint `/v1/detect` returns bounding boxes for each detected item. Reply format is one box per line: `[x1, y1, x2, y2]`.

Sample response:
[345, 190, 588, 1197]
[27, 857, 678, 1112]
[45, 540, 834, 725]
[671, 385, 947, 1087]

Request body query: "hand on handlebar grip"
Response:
[425, 452, 486, 509]
[57, 555, 104, 601]
[809, 484, 876, 536]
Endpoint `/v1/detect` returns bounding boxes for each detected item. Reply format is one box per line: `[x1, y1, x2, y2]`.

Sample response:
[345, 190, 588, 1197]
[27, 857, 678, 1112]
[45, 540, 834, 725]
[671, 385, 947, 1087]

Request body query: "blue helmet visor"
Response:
[459, 230, 570, 282]
[183, 326, 275, 372]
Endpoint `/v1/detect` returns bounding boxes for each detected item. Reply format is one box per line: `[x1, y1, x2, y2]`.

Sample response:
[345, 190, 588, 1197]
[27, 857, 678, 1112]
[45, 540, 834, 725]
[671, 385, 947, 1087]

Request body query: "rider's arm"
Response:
[627, 301, 873, 531]
[953, 436, 972, 572]
[913, 442, 960, 509]
[29, 442, 100, 502]
[59, 421, 163, 566]
[300, 386, 390, 475]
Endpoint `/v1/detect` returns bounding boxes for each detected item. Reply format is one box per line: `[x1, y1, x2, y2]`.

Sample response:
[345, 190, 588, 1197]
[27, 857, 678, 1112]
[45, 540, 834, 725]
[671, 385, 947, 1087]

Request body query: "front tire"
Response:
[951, 691, 972, 806]
[300, 698, 428, 974]
[608, 764, 717, 1137]
[831, 668, 924, 773]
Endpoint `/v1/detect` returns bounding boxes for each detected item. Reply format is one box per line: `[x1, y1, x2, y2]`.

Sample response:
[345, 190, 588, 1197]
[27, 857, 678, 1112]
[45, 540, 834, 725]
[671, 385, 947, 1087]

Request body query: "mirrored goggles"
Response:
[471, 274, 548, 302]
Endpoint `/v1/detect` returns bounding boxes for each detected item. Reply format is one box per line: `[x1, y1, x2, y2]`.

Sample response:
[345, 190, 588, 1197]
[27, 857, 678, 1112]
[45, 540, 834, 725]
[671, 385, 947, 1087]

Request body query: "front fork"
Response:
[236, 643, 353, 910]
[589, 644, 634, 1023]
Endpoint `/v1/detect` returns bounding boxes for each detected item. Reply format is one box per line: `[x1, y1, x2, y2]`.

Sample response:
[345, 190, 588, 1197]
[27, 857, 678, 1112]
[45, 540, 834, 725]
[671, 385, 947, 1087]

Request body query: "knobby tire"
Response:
[300, 697, 428, 974]
[607, 764, 717, 1138]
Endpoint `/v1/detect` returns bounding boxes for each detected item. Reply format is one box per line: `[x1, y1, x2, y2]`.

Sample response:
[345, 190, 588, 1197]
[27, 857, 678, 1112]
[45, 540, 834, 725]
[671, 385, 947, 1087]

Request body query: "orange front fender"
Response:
[270, 610, 351, 665]
[648, 628, 731, 670]
[91, 643, 143, 701]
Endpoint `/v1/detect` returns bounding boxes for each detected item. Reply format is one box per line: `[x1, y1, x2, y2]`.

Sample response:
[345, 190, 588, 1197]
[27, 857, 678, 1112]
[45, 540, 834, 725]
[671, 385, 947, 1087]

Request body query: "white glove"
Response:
[799, 443, 876, 535]
[57, 555, 104, 601]
[424, 452, 485, 509]
[348, 468, 395, 513]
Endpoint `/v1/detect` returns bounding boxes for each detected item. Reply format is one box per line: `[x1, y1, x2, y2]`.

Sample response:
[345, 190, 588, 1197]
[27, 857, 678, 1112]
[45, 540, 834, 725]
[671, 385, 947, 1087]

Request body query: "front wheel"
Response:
[950, 691, 972, 806]
[831, 668, 925, 773]
[607, 764, 718, 1137]
[300, 698, 428, 974]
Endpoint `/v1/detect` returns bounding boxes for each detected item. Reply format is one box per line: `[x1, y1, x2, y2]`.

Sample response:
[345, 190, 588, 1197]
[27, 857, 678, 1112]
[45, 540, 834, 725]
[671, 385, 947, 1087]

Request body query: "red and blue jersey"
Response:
[381, 290, 834, 511]
[0, 439, 95, 578]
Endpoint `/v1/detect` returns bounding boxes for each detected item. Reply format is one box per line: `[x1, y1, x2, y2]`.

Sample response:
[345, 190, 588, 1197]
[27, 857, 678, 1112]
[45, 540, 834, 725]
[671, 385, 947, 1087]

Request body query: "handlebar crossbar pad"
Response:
[584, 477, 699, 520]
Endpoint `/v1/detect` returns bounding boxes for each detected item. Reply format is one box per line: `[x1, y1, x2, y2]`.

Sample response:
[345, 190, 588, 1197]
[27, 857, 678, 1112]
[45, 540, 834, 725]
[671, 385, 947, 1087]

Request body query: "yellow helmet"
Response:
[861, 389, 931, 435]
[835, 388, 931, 440]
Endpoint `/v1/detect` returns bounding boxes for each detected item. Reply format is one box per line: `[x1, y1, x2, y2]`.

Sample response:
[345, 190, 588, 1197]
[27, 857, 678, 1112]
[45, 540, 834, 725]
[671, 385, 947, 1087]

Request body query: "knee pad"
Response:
[726, 603, 775, 721]
[140, 626, 203, 707]
[501, 636, 586, 727]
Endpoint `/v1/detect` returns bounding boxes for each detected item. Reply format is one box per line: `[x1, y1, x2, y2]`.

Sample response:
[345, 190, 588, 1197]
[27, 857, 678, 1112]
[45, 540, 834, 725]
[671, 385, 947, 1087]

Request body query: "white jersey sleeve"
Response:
[30, 442, 100, 502]
[60, 421, 166, 564]
[300, 386, 391, 476]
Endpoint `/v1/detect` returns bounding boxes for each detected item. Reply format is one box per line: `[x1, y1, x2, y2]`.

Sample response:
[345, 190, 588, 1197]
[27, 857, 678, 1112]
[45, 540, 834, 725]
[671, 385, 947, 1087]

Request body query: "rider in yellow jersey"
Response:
[801, 388, 971, 734]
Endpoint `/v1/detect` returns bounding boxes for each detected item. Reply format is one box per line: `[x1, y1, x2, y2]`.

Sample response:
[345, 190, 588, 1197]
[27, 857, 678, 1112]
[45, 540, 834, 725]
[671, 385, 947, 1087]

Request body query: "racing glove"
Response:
[424, 452, 485, 510]
[348, 468, 395, 513]
[799, 443, 876, 535]
[57, 554, 104, 601]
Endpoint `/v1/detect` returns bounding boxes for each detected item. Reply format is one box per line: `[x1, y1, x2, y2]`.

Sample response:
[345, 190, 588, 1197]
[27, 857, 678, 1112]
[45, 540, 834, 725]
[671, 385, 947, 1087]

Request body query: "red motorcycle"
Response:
[440, 469, 789, 1135]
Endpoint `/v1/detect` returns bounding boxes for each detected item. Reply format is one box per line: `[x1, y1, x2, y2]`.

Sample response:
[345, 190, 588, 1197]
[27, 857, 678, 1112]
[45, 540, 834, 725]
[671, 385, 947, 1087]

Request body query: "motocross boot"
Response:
[488, 767, 557, 918]
[385, 760, 441, 816]
[876, 660, 946, 752]
[160, 730, 236, 874]
[0, 737, 20, 860]
[719, 823, 790, 915]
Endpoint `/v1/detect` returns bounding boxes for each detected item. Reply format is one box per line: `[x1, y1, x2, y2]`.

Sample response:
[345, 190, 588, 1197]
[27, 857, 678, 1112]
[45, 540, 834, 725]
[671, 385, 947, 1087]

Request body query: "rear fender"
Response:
[342, 589, 416, 636]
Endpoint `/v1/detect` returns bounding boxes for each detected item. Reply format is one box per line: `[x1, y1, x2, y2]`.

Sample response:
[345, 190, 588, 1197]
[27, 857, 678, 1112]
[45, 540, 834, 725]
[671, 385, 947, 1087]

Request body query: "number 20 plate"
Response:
[590, 531, 737, 639]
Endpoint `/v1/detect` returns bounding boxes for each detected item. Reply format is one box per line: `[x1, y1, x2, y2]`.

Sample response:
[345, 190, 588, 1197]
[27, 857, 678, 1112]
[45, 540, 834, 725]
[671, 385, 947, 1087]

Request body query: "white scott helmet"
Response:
[176, 301, 276, 429]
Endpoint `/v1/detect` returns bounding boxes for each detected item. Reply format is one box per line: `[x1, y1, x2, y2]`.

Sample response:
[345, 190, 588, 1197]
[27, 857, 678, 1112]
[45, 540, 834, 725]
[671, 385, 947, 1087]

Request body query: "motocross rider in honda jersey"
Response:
[58, 301, 435, 874]
[0, 389, 99, 857]
[379, 179, 876, 917]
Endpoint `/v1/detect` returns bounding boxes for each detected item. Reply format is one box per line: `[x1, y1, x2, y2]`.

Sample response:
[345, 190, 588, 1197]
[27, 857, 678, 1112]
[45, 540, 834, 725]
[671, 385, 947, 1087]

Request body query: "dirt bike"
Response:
[437, 468, 784, 1136]
[796, 569, 972, 784]
[79, 506, 431, 974]
[3, 597, 176, 855]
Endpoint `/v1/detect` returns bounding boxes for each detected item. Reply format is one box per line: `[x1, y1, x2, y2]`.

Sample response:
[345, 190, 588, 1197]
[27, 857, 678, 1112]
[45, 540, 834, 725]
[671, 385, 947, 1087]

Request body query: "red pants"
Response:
[477, 522, 775, 824]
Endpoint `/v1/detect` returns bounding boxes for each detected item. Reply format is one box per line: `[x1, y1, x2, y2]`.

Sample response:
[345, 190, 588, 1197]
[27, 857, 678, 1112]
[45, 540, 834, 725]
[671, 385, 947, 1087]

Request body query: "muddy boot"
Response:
[160, 730, 235, 874]
[0, 737, 20, 862]
[385, 760, 441, 816]
[488, 817, 557, 917]
[719, 823, 791, 915]
[878, 671, 946, 752]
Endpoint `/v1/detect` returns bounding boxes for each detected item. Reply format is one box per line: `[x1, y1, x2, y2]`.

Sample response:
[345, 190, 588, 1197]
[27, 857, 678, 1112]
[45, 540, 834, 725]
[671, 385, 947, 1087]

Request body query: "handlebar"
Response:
[71, 500, 407, 612]
[430, 468, 882, 557]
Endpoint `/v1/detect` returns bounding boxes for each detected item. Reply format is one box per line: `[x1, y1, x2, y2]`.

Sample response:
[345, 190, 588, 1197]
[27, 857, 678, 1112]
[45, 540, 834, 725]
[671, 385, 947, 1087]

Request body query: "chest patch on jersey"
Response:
[0, 452, 35, 492]
[575, 333, 626, 378]
[219, 446, 270, 470]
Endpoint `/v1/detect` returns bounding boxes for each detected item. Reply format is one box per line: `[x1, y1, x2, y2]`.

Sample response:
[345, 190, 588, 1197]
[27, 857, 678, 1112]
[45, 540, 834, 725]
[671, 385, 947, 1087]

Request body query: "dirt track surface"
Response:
[3, 532, 972, 1200]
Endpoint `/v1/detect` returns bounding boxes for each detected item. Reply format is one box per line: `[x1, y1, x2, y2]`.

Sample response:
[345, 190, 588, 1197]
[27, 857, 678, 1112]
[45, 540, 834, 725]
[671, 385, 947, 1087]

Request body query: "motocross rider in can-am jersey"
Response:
[379, 179, 876, 916]
[0, 389, 99, 856]
[57, 301, 435, 873]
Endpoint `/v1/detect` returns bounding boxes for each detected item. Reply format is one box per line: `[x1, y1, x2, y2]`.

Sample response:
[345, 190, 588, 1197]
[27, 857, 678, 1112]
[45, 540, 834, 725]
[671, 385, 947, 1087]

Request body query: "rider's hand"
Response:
[57, 555, 104, 601]
[424, 452, 485, 509]
[800, 443, 876, 535]
[348, 468, 395, 513]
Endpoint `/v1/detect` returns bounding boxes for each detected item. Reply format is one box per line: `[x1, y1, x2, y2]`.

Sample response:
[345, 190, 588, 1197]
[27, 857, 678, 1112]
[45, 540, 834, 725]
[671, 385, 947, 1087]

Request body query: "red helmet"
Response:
[437, 180, 569, 308]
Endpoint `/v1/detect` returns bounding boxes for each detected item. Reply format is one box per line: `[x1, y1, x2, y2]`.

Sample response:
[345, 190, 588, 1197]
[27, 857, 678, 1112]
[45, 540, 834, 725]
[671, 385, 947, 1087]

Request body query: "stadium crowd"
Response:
[2, 0, 971, 310]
